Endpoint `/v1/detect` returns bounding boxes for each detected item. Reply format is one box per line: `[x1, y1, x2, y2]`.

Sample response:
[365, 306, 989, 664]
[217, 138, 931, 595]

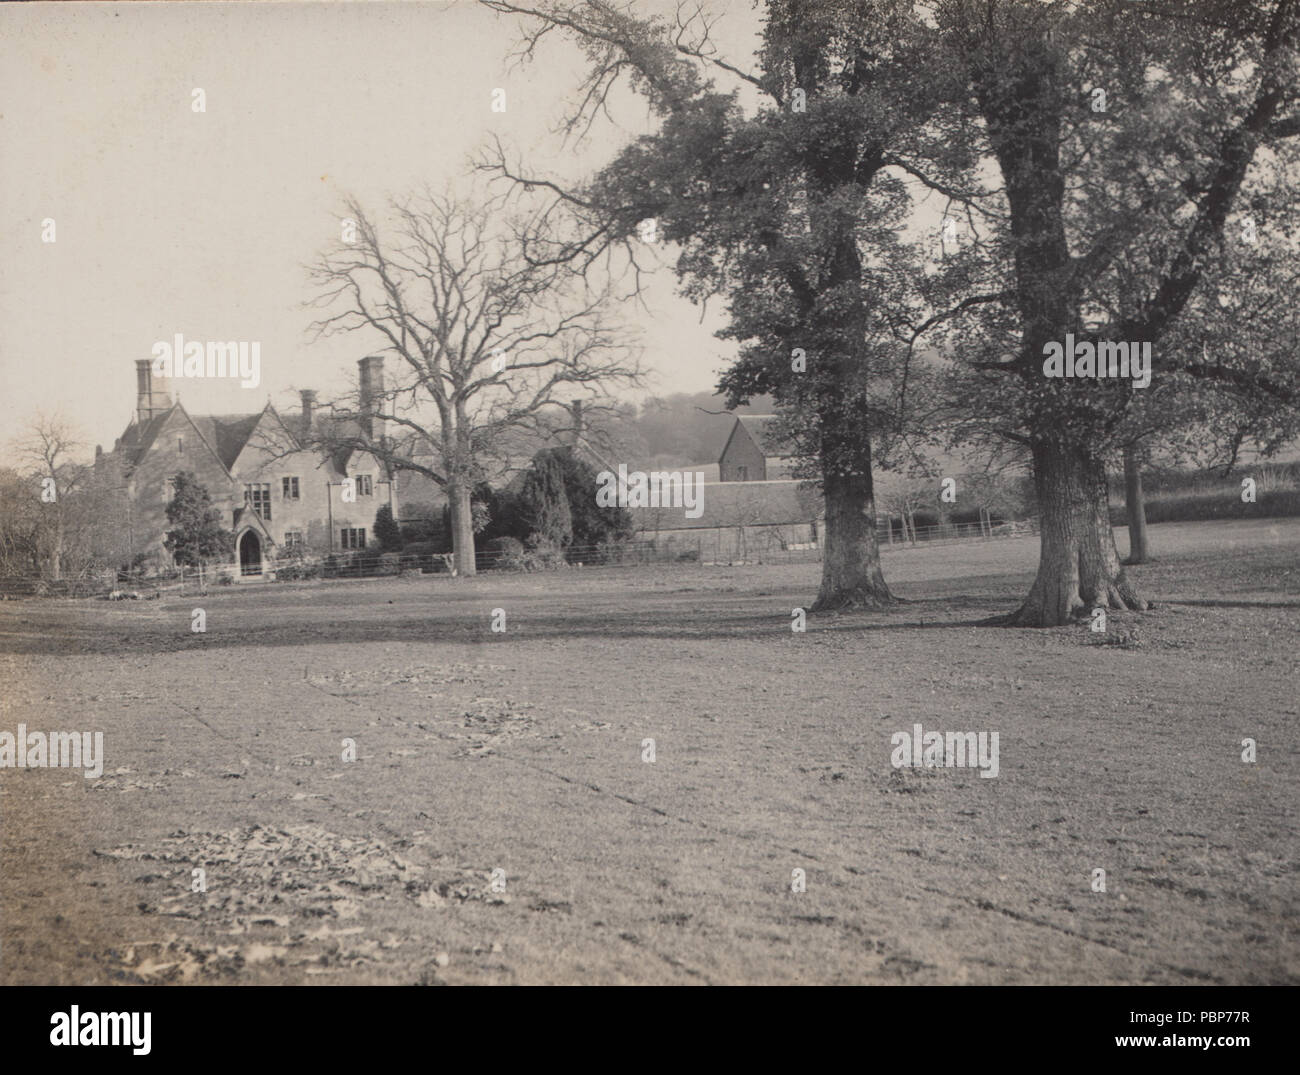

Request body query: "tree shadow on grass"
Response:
[0, 590, 1017, 656]
[1161, 598, 1300, 609]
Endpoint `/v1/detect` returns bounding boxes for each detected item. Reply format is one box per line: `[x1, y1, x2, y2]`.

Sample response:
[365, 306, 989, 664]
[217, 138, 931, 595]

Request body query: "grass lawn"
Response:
[1, 517, 1296, 984]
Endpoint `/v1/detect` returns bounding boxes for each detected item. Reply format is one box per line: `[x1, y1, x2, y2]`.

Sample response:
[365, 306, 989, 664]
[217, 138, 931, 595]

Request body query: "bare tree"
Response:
[9, 416, 86, 581]
[307, 186, 641, 575]
[960, 465, 1030, 538]
[878, 470, 934, 546]
[0, 467, 44, 578]
[720, 483, 768, 563]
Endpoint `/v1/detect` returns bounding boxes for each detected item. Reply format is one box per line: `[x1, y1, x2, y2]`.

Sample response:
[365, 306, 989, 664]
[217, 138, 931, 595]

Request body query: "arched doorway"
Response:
[238, 530, 262, 576]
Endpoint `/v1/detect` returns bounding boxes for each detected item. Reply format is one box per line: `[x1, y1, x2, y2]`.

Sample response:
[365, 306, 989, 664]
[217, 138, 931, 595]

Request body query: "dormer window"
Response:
[355, 474, 373, 497]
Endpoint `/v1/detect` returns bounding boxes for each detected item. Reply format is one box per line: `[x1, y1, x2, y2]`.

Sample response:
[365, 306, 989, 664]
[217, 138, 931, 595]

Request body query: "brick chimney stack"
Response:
[135, 358, 173, 426]
[358, 356, 385, 440]
[300, 389, 317, 431]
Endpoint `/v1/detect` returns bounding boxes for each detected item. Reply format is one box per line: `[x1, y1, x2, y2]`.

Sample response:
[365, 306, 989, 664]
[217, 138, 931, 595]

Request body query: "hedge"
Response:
[1108, 489, 1300, 526]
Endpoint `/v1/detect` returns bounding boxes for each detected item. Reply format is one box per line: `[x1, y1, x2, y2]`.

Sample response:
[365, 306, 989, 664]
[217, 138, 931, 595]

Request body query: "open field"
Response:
[1, 518, 1296, 985]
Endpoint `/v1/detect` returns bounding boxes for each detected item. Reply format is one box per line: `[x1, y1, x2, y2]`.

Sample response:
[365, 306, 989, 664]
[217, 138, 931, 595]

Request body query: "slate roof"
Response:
[114, 402, 377, 477]
[191, 413, 264, 470]
[117, 411, 173, 466]
[115, 405, 264, 472]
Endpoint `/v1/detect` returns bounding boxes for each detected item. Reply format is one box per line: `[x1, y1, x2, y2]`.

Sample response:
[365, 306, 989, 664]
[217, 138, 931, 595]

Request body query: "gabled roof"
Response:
[721, 414, 795, 463]
[232, 503, 276, 541]
[116, 402, 244, 476]
[221, 402, 347, 476]
[114, 398, 384, 481]
[117, 410, 171, 465]
[192, 412, 264, 470]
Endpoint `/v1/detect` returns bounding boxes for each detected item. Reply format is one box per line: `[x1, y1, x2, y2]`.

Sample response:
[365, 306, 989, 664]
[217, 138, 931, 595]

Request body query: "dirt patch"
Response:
[90, 824, 507, 982]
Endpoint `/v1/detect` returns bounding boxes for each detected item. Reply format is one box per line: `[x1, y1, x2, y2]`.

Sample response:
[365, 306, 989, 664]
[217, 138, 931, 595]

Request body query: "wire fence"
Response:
[0, 517, 1042, 598]
[0, 576, 111, 599]
[882, 518, 1039, 546]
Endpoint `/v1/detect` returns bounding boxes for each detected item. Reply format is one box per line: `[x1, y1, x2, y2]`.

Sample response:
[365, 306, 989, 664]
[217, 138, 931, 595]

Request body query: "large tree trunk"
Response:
[1007, 440, 1146, 626]
[812, 435, 893, 611]
[447, 481, 476, 577]
[1122, 445, 1152, 564]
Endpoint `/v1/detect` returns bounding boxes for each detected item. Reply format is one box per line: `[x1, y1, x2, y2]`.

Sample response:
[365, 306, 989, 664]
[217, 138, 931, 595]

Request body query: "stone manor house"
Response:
[97, 357, 396, 576]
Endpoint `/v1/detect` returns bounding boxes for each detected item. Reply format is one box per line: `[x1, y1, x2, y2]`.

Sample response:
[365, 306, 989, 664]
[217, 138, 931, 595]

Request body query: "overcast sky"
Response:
[1, 0, 768, 460]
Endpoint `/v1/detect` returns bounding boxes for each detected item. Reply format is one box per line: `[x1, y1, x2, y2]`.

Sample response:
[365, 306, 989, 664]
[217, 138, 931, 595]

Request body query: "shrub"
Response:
[322, 553, 374, 577]
[522, 537, 569, 571]
[397, 548, 449, 574]
[216, 569, 234, 586]
[373, 504, 403, 552]
[483, 535, 527, 571]
[399, 519, 439, 545]
[275, 544, 322, 581]
[276, 558, 322, 581]
[499, 448, 634, 547]
[117, 551, 152, 582]
[377, 551, 401, 576]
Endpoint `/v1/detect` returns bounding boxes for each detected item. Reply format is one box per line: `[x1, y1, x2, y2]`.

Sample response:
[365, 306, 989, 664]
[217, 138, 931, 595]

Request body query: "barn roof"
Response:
[733, 414, 795, 458]
[631, 479, 821, 532]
